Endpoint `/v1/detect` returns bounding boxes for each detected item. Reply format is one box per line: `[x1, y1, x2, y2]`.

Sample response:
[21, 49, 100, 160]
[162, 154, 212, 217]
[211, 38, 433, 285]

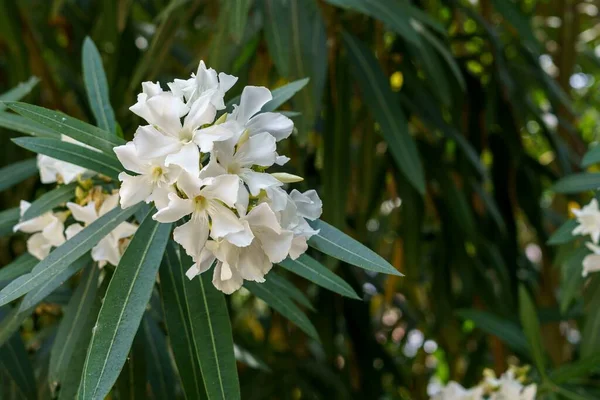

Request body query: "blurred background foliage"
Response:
[1, 0, 600, 399]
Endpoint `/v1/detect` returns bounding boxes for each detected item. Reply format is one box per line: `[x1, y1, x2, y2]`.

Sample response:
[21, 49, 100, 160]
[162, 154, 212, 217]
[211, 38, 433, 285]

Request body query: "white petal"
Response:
[165, 142, 200, 176]
[41, 216, 66, 247]
[275, 154, 290, 166]
[224, 220, 254, 247]
[133, 125, 182, 159]
[200, 174, 241, 207]
[234, 132, 276, 167]
[234, 86, 272, 125]
[148, 185, 175, 210]
[183, 95, 216, 131]
[583, 254, 600, 277]
[208, 202, 244, 238]
[289, 236, 308, 260]
[37, 155, 58, 183]
[27, 233, 53, 260]
[114, 142, 145, 174]
[65, 223, 84, 240]
[176, 170, 203, 199]
[199, 156, 228, 179]
[173, 217, 209, 259]
[112, 222, 138, 240]
[235, 181, 249, 216]
[240, 170, 282, 196]
[92, 236, 122, 267]
[141, 81, 163, 97]
[153, 193, 194, 223]
[130, 92, 186, 135]
[290, 189, 322, 220]
[13, 213, 55, 234]
[194, 125, 235, 153]
[185, 249, 216, 279]
[238, 241, 272, 282]
[257, 229, 293, 263]
[212, 262, 243, 294]
[246, 112, 293, 141]
[99, 193, 120, 216]
[67, 201, 98, 225]
[118, 172, 154, 209]
[245, 203, 282, 232]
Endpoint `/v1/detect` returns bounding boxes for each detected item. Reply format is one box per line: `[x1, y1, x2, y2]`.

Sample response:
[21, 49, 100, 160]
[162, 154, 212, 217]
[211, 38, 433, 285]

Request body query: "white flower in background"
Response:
[153, 172, 244, 260]
[572, 199, 600, 243]
[430, 381, 484, 400]
[582, 242, 600, 277]
[487, 370, 537, 400]
[169, 60, 237, 110]
[65, 193, 137, 267]
[13, 201, 66, 260]
[37, 135, 92, 184]
[114, 142, 181, 209]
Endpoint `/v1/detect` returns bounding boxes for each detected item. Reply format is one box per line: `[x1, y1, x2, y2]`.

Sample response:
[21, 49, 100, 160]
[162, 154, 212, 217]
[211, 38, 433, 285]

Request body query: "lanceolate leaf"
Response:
[0, 253, 37, 283]
[18, 254, 90, 312]
[0, 76, 39, 110]
[49, 263, 100, 387]
[548, 219, 578, 245]
[343, 32, 426, 194]
[550, 352, 600, 384]
[245, 280, 319, 340]
[115, 330, 147, 400]
[308, 219, 401, 276]
[228, 0, 252, 44]
[266, 271, 314, 311]
[581, 277, 600, 358]
[22, 183, 76, 220]
[263, 78, 310, 112]
[0, 207, 19, 237]
[0, 327, 36, 400]
[12, 137, 122, 180]
[519, 286, 547, 378]
[82, 37, 117, 134]
[553, 173, 600, 194]
[0, 203, 141, 307]
[141, 314, 177, 400]
[582, 145, 600, 168]
[0, 158, 37, 192]
[0, 112, 59, 138]
[183, 266, 240, 400]
[159, 243, 206, 400]
[0, 305, 33, 348]
[81, 214, 171, 400]
[6, 102, 124, 154]
[279, 254, 360, 299]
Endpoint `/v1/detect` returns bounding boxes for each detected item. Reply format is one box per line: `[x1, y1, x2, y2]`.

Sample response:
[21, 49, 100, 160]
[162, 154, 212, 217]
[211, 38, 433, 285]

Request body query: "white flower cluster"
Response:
[430, 367, 537, 400]
[37, 135, 92, 184]
[14, 190, 136, 267]
[114, 61, 322, 294]
[571, 199, 600, 276]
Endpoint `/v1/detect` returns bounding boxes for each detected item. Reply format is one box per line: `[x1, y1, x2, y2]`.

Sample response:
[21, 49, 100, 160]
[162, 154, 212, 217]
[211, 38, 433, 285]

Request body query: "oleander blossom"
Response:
[115, 61, 322, 294]
[13, 201, 66, 260]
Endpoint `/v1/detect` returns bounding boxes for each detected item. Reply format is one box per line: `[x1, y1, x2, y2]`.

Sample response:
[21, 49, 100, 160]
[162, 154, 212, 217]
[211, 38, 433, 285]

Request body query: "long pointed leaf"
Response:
[279, 255, 360, 299]
[82, 38, 116, 134]
[6, 102, 124, 154]
[141, 314, 177, 400]
[0, 112, 58, 138]
[0, 330, 36, 400]
[519, 286, 547, 378]
[0, 77, 39, 110]
[553, 173, 600, 194]
[266, 272, 314, 311]
[81, 214, 171, 400]
[0, 159, 37, 192]
[0, 208, 19, 237]
[22, 183, 76, 221]
[183, 266, 240, 400]
[12, 137, 122, 180]
[0, 254, 37, 283]
[0, 203, 141, 307]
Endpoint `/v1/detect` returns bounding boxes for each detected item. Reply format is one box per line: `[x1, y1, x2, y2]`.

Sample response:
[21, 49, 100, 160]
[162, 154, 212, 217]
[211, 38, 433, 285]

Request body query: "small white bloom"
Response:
[66, 193, 137, 267]
[488, 370, 536, 400]
[114, 142, 181, 209]
[169, 60, 238, 110]
[37, 135, 92, 184]
[572, 199, 600, 243]
[430, 381, 484, 400]
[582, 242, 600, 277]
[153, 171, 244, 260]
[13, 200, 66, 260]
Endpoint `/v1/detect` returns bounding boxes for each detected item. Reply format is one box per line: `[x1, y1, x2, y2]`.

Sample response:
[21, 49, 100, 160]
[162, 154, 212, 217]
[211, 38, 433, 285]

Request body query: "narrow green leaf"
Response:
[582, 145, 600, 168]
[183, 267, 240, 400]
[18, 255, 90, 311]
[456, 309, 530, 355]
[0, 254, 37, 283]
[266, 272, 314, 311]
[228, 0, 252, 44]
[0, 159, 37, 192]
[81, 214, 171, 400]
[0, 306, 33, 348]
[279, 255, 360, 299]
[0, 203, 140, 307]
[22, 183, 76, 221]
[581, 277, 600, 358]
[115, 329, 147, 400]
[82, 37, 116, 134]
[49, 263, 100, 387]
[6, 102, 124, 154]
[553, 173, 600, 194]
[263, 78, 310, 112]
[0, 208, 19, 237]
[519, 285, 547, 378]
[12, 137, 122, 180]
[548, 219, 578, 245]
[0, 112, 59, 138]
[559, 246, 587, 313]
[308, 219, 401, 276]
[550, 352, 600, 384]
[0, 330, 36, 400]
[159, 243, 206, 400]
[343, 32, 425, 194]
[262, 0, 291, 76]
[245, 280, 319, 340]
[0, 76, 39, 111]
[141, 315, 177, 400]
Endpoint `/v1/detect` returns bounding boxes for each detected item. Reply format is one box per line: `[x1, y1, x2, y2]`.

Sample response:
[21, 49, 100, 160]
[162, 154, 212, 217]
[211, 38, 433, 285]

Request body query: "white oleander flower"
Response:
[153, 171, 244, 260]
[275, 189, 322, 259]
[487, 370, 536, 400]
[130, 84, 230, 176]
[13, 201, 66, 260]
[430, 382, 484, 400]
[582, 242, 600, 277]
[65, 193, 137, 267]
[37, 135, 91, 184]
[114, 141, 181, 209]
[572, 199, 600, 243]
